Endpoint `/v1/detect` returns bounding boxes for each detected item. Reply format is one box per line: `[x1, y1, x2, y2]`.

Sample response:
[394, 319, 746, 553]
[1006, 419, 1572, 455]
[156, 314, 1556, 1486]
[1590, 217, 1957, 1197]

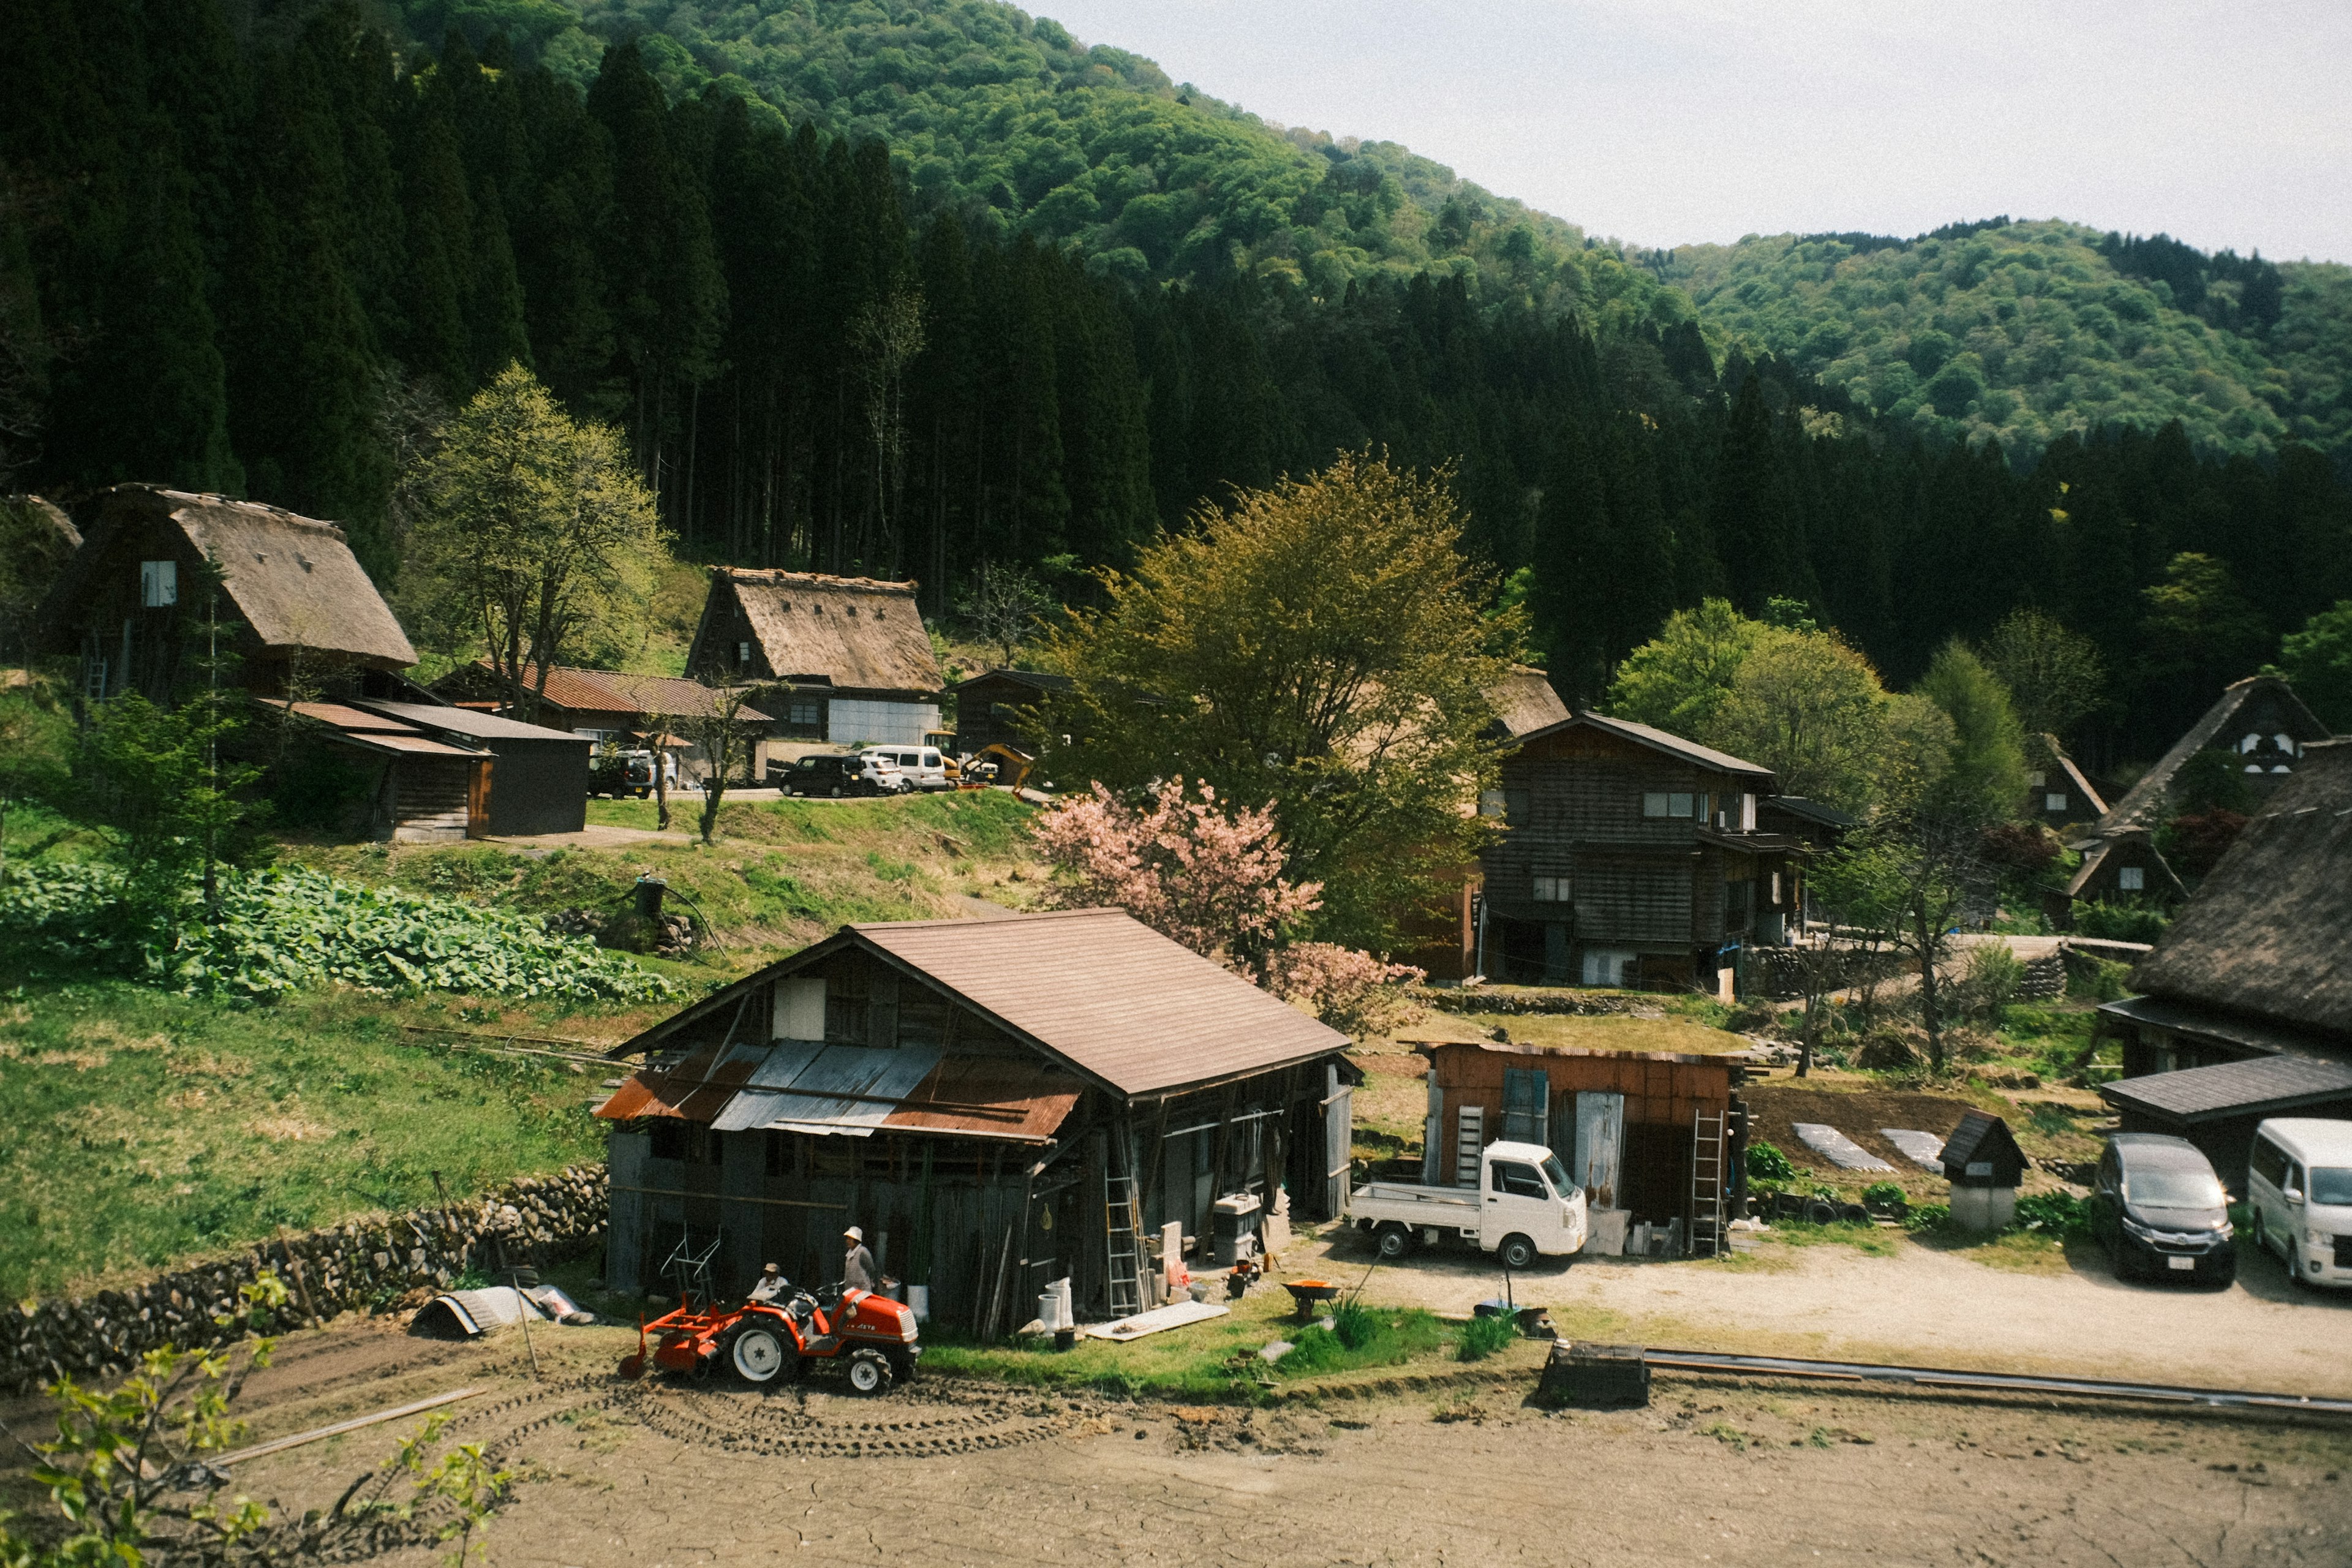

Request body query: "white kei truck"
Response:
[1345, 1140, 1588, 1269]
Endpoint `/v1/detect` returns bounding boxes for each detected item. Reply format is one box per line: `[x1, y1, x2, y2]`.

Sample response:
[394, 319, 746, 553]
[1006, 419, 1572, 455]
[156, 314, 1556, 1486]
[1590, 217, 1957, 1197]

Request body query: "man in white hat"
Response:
[841, 1226, 875, 1293]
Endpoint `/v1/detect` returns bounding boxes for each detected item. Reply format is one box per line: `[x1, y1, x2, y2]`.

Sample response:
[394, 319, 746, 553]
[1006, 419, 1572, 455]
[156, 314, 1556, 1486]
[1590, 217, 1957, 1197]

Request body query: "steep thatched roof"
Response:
[1486, 666, 1570, 739]
[2130, 739, 2352, 1044]
[45, 487, 413, 667]
[700, 569, 941, 694]
[2095, 676, 2330, 835]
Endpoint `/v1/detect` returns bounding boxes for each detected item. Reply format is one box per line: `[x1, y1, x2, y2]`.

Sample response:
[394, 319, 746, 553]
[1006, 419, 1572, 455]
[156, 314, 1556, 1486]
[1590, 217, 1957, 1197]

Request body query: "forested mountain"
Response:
[1662, 221, 2352, 466]
[4, 0, 2350, 771]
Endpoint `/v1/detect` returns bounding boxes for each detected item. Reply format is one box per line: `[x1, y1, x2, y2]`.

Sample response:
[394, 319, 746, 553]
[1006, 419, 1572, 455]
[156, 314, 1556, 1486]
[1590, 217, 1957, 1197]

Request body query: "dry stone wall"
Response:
[2, 1164, 606, 1394]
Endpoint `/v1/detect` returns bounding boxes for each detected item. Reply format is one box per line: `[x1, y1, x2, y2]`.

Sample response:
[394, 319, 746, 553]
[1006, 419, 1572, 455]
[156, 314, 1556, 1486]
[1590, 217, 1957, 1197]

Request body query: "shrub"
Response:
[2012, 1190, 2091, 1238]
[1329, 1299, 1379, 1351]
[1903, 1203, 1951, 1232]
[1455, 1311, 1518, 1362]
[2074, 897, 2170, 944]
[1960, 943, 2026, 1028]
[1861, 1181, 1909, 1213]
[1746, 1139, 1796, 1185]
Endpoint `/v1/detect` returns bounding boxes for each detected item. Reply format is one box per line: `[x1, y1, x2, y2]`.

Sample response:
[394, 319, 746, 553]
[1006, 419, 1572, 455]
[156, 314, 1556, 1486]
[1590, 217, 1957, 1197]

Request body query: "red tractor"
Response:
[619, 1273, 920, 1395]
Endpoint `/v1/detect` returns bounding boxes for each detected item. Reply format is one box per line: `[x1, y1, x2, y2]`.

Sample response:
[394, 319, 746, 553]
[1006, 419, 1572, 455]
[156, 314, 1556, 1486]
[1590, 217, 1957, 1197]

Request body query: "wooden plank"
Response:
[216, 1388, 484, 1467]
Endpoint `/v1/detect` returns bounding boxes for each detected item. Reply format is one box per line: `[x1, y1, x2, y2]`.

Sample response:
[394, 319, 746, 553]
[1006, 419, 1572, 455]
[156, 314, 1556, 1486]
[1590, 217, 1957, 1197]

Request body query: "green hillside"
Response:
[405, 0, 1687, 327]
[1660, 219, 2351, 463]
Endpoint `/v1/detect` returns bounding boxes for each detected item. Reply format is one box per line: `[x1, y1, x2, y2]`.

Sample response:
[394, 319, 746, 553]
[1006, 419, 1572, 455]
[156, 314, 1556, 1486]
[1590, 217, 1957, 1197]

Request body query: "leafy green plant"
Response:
[2011, 1191, 2092, 1239]
[390, 1412, 513, 1567]
[1904, 1203, 1952, 1232]
[1, 863, 674, 1002]
[1454, 1311, 1518, 1362]
[1746, 1140, 1797, 1185]
[1861, 1181, 1909, 1214]
[2073, 897, 2171, 944]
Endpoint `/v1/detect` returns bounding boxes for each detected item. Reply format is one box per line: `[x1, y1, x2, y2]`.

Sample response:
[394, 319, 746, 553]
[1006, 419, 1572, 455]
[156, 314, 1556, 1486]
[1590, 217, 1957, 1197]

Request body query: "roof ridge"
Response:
[848, 907, 1123, 931]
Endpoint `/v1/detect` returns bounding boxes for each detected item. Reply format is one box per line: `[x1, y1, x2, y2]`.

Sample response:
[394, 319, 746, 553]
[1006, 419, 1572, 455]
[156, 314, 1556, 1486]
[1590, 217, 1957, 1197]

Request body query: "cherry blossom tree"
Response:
[1034, 777, 1420, 1032]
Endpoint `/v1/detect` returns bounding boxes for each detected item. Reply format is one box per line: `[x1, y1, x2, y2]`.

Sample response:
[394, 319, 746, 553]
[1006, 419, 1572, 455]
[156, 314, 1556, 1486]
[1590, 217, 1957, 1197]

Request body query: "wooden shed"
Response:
[595, 910, 1355, 1328]
[352, 700, 590, 837]
[1413, 1039, 1743, 1250]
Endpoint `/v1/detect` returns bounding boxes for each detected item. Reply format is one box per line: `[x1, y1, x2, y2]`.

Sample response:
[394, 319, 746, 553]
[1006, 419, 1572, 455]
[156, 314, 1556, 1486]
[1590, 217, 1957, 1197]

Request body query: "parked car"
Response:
[589, 748, 669, 799]
[1346, 1139, 1588, 1268]
[2090, 1133, 2236, 1286]
[773, 752, 901, 797]
[860, 745, 951, 791]
[2246, 1118, 2352, 1290]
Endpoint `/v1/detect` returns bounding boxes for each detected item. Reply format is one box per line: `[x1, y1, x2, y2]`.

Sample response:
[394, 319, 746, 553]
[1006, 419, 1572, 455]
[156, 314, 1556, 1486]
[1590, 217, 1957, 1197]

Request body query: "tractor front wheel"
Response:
[728, 1324, 791, 1385]
[845, 1348, 892, 1395]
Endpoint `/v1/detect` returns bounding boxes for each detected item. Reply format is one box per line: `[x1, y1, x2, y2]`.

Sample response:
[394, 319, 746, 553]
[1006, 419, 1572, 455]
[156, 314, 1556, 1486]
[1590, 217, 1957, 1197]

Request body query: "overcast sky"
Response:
[1036, 1, 2352, 263]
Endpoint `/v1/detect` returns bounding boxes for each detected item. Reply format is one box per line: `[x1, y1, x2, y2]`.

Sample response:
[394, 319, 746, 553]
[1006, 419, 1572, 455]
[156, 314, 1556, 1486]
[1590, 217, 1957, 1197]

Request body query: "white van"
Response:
[2246, 1118, 2352, 1289]
[861, 745, 950, 791]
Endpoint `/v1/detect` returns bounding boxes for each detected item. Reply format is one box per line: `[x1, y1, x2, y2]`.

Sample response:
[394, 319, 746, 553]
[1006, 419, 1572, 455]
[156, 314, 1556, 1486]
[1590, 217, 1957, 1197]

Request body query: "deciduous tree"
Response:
[401, 365, 665, 726]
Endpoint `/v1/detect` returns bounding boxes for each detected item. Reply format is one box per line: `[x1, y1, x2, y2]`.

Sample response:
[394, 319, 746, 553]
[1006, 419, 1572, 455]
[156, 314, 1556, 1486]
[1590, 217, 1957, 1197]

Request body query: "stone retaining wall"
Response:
[1419, 987, 1661, 1017]
[2, 1164, 606, 1394]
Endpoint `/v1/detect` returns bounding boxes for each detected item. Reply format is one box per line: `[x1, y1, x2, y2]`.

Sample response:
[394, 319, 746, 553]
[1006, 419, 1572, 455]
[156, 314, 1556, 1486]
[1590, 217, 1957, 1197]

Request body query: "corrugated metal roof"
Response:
[2100, 1055, 2352, 1123]
[883, 1055, 1082, 1141]
[594, 1039, 769, 1121]
[273, 701, 415, 733]
[360, 733, 481, 758]
[710, 1044, 942, 1136]
[853, 910, 1349, 1096]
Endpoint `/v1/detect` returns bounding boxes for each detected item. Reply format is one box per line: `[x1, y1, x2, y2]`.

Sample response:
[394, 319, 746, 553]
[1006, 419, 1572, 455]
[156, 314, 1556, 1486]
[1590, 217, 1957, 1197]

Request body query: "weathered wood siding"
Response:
[1423, 1042, 1734, 1229]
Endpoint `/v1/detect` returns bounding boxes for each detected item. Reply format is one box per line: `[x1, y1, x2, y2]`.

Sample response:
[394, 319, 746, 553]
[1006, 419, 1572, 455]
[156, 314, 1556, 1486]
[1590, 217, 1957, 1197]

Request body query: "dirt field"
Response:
[45, 1316, 2340, 1568]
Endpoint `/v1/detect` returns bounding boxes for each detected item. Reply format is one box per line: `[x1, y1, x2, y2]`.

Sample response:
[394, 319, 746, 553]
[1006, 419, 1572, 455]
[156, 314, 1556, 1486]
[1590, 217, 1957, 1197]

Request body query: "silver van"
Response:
[861, 745, 949, 791]
[2247, 1118, 2352, 1289]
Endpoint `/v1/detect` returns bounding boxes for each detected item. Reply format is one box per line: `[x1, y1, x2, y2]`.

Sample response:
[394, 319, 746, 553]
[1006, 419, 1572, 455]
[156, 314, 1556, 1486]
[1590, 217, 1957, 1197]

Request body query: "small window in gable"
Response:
[2117, 866, 2145, 892]
[2045, 793, 2067, 813]
[2027, 770, 2046, 788]
[140, 560, 177, 607]
[2275, 733, 2295, 753]
[2241, 732, 2261, 753]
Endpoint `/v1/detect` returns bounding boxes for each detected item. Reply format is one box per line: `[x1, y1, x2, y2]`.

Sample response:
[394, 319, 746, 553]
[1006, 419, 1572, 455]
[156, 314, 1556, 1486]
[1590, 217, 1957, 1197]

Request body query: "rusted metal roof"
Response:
[883, 1056, 1082, 1141]
[356, 733, 481, 758]
[594, 1039, 767, 1121]
[272, 701, 414, 732]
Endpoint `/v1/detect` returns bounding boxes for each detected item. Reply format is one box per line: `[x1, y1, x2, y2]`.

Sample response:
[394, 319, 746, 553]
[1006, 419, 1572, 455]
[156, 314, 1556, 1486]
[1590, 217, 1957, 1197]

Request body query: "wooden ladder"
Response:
[1689, 1110, 1727, 1259]
[1103, 1134, 1145, 1318]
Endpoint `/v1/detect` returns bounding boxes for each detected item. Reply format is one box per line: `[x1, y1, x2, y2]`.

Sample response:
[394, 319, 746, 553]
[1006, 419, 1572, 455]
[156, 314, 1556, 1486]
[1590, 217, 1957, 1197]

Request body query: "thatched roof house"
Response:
[687, 568, 943, 746]
[2094, 675, 2331, 837]
[2098, 739, 2352, 1077]
[39, 486, 413, 700]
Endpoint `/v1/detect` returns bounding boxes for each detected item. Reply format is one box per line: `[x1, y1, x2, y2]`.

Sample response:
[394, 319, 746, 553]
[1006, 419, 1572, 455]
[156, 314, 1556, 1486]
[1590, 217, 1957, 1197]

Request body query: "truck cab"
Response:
[1347, 1139, 1588, 1268]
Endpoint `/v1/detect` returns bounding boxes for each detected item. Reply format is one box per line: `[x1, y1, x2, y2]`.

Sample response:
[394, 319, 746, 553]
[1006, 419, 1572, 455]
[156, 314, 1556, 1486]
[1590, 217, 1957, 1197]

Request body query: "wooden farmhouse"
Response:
[948, 668, 1074, 758]
[37, 486, 415, 703]
[595, 910, 1356, 1327]
[1477, 712, 1804, 996]
[2095, 739, 2352, 1079]
[432, 663, 770, 781]
[2024, 736, 2109, 832]
[2046, 827, 2190, 929]
[1414, 1039, 1744, 1253]
[686, 568, 943, 747]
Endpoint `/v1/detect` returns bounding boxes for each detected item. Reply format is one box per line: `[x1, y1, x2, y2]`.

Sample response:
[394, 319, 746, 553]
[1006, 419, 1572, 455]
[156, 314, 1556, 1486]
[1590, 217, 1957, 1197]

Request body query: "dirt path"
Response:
[1291, 1224, 2352, 1396]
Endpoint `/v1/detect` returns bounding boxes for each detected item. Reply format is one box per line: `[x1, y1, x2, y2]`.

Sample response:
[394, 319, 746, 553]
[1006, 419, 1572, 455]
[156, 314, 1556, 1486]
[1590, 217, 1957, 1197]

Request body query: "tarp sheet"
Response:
[1791, 1122, 1893, 1172]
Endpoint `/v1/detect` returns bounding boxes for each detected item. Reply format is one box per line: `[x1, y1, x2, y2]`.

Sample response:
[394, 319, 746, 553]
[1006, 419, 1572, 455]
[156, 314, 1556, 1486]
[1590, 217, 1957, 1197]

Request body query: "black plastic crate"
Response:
[1537, 1341, 1650, 1409]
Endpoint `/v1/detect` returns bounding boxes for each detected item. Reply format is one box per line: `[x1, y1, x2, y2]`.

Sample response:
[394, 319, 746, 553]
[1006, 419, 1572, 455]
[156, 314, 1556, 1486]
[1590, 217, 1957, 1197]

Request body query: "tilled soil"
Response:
[1742, 1082, 1984, 1177]
[235, 1349, 2352, 1567]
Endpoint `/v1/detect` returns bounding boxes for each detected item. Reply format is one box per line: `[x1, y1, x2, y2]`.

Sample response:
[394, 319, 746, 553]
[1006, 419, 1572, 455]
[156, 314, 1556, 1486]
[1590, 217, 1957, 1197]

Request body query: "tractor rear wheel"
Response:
[729, 1324, 791, 1384]
[845, 1348, 892, 1395]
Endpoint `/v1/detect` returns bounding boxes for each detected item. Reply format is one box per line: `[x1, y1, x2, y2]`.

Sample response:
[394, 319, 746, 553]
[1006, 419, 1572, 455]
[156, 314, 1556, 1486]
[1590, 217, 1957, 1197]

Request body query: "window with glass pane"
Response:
[1533, 875, 1567, 902]
[1642, 793, 1669, 818]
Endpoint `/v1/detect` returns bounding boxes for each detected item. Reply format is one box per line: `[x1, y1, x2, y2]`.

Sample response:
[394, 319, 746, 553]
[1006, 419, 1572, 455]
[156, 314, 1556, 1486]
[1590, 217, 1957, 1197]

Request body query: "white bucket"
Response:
[907, 1284, 930, 1321]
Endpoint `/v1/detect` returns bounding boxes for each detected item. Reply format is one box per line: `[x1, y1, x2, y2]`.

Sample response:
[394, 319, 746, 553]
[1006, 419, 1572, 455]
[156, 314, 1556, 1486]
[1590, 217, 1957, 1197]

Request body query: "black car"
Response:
[2090, 1133, 2236, 1286]
[772, 753, 891, 797]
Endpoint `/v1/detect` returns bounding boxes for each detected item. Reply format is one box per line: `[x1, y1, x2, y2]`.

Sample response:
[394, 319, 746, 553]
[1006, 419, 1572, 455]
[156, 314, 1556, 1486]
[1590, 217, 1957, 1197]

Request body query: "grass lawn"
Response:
[916, 1284, 1504, 1398]
[288, 791, 1041, 967]
[0, 981, 616, 1300]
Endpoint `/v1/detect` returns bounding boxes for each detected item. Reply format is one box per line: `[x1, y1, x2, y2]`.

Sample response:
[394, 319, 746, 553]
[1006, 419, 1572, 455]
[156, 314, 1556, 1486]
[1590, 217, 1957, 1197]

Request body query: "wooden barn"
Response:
[2096, 738, 2352, 1079]
[1413, 1039, 1744, 1248]
[595, 910, 1355, 1327]
[2048, 828, 2189, 929]
[2026, 736, 2109, 832]
[1477, 711, 1804, 995]
[947, 668, 1074, 758]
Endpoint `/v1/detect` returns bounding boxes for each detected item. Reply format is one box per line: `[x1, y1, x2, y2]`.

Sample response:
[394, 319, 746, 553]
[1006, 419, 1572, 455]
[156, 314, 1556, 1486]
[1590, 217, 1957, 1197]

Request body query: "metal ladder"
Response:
[1689, 1110, 1726, 1259]
[1103, 1134, 1145, 1317]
